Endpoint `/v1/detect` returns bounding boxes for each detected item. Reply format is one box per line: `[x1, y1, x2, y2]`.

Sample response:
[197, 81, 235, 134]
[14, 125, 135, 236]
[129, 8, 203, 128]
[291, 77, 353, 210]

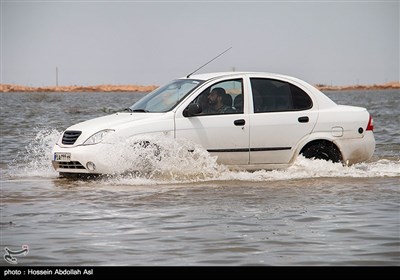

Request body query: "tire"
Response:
[300, 142, 342, 163]
[136, 141, 162, 161]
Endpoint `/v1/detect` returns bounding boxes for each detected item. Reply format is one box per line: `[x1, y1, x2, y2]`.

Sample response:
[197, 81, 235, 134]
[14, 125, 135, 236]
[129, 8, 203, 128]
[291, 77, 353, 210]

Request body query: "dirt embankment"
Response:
[1, 82, 399, 93]
[0, 84, 158, 93]
[315, 82, 400, 91]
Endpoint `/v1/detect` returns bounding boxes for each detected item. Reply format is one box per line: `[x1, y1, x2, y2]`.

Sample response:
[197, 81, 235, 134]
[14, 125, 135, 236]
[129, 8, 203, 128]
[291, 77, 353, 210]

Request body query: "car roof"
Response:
[180, 71, 338, 109]
[181, 71, 299, 82]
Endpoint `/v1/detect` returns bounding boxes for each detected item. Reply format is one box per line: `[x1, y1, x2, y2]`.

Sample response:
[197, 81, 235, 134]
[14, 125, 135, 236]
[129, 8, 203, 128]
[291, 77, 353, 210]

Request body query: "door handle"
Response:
[234, 119, 246, 126]
[298, 116, 309, 123]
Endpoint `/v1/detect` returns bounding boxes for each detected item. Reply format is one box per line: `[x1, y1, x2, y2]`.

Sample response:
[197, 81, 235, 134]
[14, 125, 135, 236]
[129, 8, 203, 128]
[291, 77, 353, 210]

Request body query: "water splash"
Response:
[218, 156, 400, 183]
[5, 128, 400, 183]
[95, 135, 228, 182]
[7, 128, 61, 178]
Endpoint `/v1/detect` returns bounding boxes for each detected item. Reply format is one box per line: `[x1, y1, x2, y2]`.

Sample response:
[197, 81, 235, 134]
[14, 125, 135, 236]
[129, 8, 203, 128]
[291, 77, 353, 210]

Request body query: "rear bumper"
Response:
[336, 131, 375, 165]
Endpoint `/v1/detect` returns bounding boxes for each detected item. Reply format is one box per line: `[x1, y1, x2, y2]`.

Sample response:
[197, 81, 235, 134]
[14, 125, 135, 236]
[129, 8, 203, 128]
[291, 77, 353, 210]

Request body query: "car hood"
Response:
[60, 112, 169, 146]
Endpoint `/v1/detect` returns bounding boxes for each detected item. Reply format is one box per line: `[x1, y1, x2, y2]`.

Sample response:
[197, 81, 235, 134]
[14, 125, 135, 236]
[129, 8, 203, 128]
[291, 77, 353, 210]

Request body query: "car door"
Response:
[249, 77, 318, 164]
[174, 78, 250, 165]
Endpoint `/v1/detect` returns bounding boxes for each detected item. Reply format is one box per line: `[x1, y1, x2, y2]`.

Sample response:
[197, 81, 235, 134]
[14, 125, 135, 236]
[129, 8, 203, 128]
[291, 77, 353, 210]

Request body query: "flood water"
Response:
[0, 89, 399, 266]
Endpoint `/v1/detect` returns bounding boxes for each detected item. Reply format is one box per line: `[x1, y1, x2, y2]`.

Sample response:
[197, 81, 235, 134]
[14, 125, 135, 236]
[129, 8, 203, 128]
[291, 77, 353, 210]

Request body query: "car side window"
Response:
[250, 78, 312, 113]
[190, 79, 243, 115]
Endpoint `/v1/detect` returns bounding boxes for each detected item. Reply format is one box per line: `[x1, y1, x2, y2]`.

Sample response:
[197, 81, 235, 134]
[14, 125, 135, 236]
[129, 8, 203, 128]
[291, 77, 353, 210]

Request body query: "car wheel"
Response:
[136, 141, 162, 160]
[300, 141, 342, 163]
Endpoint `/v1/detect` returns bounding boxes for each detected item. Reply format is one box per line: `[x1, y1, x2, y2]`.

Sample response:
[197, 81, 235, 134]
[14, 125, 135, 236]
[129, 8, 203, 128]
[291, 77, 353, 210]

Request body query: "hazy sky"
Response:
[1, 0, 399, 87]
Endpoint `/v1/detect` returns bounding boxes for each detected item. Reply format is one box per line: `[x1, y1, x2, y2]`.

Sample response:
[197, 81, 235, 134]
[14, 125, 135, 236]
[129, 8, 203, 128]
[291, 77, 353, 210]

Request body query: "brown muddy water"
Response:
[0, 90, 399, 266]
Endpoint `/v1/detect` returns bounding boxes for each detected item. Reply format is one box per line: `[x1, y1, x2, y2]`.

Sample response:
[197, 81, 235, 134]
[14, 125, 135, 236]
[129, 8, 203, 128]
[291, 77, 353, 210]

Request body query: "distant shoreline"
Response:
[315, 82, 399, 91]
[0, 82, 399, 93]
[0, 84, 158, 93]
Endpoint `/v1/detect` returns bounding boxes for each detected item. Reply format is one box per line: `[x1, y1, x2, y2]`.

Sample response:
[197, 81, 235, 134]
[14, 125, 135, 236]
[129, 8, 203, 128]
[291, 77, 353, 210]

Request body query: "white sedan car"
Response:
[52, 72, 375, 176]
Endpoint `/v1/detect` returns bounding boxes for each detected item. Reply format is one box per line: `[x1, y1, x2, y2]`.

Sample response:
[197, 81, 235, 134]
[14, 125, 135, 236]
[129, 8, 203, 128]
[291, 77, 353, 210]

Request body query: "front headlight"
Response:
[83, 129, 115, 145]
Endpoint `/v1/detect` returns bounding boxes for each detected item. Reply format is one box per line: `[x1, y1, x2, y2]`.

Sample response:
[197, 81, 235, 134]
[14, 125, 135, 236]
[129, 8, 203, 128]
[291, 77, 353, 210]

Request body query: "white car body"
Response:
[52, 72, 375, 176]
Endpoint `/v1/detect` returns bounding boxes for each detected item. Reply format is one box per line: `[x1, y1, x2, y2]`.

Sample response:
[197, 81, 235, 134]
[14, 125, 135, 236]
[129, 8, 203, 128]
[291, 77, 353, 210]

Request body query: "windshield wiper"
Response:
[123, 108, 150, 113]
[123, 108, 148, 113]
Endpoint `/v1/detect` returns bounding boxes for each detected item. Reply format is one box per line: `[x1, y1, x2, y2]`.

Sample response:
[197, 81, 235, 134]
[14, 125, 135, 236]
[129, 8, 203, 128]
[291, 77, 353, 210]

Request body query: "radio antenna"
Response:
[186, 47, 232, 78]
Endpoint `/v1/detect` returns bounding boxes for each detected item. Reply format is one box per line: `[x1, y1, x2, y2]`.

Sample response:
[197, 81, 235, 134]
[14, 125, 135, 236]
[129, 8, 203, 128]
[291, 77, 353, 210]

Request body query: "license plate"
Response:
[54, 152, 71, 162]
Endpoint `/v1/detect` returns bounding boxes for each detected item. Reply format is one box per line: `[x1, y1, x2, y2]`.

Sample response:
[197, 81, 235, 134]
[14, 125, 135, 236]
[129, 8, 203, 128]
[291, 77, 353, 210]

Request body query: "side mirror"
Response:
[183, 103, 202, 117]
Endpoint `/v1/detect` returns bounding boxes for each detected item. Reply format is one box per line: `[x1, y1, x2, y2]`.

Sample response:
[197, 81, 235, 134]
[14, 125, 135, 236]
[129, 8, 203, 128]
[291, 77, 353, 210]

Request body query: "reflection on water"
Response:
[0, 90, 399, 265]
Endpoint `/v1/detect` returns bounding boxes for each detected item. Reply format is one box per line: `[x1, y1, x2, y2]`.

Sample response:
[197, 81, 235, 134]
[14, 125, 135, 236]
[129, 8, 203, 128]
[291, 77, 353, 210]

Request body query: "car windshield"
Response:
[129, 79, 204, 112]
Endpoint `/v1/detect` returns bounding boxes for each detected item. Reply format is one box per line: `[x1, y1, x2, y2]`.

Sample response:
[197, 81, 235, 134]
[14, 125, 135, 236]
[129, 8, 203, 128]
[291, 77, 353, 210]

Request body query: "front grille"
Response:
[58, 161, 86, 169]
[62, 130, 82, 145]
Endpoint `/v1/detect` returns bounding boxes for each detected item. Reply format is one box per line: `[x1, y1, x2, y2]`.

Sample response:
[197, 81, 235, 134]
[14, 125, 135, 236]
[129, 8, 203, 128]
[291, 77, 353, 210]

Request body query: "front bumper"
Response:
[52, 143, 113, 174]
